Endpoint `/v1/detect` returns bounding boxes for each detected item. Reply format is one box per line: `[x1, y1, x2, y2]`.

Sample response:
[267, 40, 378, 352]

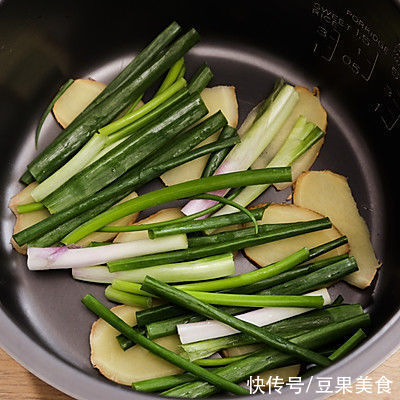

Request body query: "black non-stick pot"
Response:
[1, 1, 399, 399]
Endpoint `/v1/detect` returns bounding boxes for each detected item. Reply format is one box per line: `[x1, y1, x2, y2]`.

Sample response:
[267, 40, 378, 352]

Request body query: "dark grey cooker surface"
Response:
[0, 1, 399, 399]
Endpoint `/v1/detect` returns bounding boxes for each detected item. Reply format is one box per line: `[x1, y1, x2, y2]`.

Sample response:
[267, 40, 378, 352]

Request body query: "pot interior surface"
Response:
[0, 1, 399, 399]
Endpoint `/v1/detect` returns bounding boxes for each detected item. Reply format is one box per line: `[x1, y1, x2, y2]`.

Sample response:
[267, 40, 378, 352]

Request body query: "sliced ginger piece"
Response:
[161, 86, 238, 186]
[90, 305, 182, 385]
[293, 170, 380, 288]
[53, 79, 106, 128]
[251, 86, 327, 190]
[244, 204, 348, 267]
[9, 182, 50, 254]
[114, 208, 184, 243]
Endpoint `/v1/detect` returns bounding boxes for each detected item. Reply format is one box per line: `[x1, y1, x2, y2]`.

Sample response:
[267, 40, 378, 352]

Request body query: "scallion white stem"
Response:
[31, 133, 108, 202]
[87, 137, 126, 165]
[72, 253, 235, 283]
[27, 234, 187, 270]
[210, 116, 324, 218]
[176, 288, 331, 344]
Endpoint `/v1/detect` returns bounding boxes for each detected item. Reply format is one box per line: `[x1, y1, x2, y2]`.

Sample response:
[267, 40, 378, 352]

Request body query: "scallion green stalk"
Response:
[124, 95, 144, 115]
[99, 77, 187, 136]
[193, 356, 247, 366]
[302, 328, 367, 377]
[19, 170, 35, 185]
[327, 328, 367, 360]
[133, 373, 198, 393]
[177, 64, 186, 80]
[155, 58, 185, 95]
[17, 202, 45, 214]
[187, 64, 213, 94]
[183, 291, 324, 308]
[100, 189, 242, 233]
[148, 206, 266, 239]
[35, 79, 74, 148]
